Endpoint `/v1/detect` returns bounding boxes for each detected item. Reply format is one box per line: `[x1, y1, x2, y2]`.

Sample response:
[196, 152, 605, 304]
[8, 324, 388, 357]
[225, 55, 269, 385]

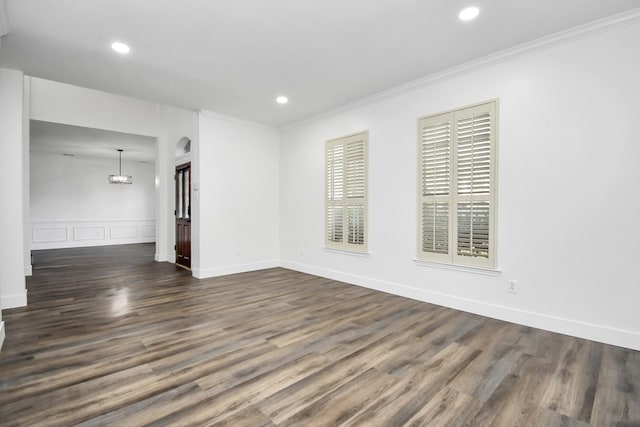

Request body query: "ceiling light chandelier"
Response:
[108, 149, 133, 184]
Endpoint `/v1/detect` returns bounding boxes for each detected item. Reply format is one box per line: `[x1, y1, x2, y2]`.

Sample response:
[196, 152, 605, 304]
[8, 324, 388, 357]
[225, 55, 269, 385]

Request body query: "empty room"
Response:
[0, 1, 639, 426]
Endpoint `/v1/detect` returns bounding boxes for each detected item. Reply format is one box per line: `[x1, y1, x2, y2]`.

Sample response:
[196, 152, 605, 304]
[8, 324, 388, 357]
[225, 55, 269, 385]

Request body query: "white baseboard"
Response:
[193, 260, 280, 279]
[1, 291, 27, 310]
[0, 321, 5, 351]
[280, 260, 640, 352]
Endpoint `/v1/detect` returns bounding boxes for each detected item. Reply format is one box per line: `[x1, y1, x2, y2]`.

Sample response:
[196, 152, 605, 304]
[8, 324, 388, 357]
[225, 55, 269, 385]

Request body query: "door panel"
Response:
[176, 163, 191, 269]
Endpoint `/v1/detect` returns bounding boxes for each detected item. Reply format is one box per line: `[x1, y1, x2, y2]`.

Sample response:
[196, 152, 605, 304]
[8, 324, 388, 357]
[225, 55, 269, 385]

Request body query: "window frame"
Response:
[325, 131, 369, 252]
[417, 100, 498, 269]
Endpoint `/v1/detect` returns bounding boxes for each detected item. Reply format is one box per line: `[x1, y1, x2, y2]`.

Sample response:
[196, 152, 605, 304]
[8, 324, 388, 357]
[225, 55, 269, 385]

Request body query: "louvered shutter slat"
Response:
[346, 140, 365, 199]
[457, 113, 493, 195]
[457, 200, 490, 258]
[348, 206, 365, 245]
[327, 144, 344, 200]
[327, 205, 343, 243]
[421, 121, 451, 196]
[422, 202, 449, 254]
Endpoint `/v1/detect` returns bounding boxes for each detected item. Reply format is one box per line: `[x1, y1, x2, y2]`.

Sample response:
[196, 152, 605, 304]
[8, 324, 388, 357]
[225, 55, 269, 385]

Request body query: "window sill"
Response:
[413, 259, 501, 276]
[324, 247, 371, 258]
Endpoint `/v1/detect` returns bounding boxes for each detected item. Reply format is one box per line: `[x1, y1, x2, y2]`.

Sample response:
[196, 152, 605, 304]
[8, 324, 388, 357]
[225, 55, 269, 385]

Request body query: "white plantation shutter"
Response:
[454, 107, 493, 265]
[422, 202, 449, 255]
[327, 144, 344, 243]
[348, 206, 365, 245]
[346, 141, 365, 199]
[346, 139, 366, 245]
[327, 205, 343, 243]
[418, 101, 497, 268]
[456, 201, 490, 258]
[419, 114, 452, 262]
[326, 132, 368, 251]
[457, 113, 491, 195]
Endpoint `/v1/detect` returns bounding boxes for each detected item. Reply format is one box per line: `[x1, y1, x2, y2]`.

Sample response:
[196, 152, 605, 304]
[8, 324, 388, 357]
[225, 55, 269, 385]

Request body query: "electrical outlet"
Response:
[235, 248, 241, 256]
[300, 248, 304, 256]
[508, 280, 518, 294]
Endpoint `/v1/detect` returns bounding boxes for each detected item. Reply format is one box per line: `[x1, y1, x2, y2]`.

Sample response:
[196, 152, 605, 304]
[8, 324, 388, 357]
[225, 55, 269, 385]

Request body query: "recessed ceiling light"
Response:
[459, 6, 480, 21]
[111, 42, 130, 54]
[276, 96, 289, 104]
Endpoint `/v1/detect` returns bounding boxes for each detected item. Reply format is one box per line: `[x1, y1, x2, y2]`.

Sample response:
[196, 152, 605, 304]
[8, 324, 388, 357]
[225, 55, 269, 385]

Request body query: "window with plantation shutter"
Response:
[418, 101, 497, 268]
[326, 132, 368, 251]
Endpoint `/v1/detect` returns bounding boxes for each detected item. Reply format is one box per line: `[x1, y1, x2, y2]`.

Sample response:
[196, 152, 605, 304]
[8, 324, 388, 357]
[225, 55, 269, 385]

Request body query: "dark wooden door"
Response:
[175, 163, 191, 269]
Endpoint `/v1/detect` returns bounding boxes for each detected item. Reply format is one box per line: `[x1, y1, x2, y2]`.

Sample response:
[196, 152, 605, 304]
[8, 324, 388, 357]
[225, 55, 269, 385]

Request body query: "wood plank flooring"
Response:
[1, 243, 638, 426]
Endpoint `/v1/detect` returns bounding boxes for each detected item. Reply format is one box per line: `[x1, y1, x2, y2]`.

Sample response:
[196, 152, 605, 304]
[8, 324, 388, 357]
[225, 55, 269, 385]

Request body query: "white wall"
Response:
[30, 152, 156, 249]
[1, 29, 9, 348]
[22, 77, 31, 276]
[0, 68, 27, 310]
[156, 106, 198, 263]
[194, 111, 279, 278]
[29, 78, 158, 137]
[279, 20, 640, 350]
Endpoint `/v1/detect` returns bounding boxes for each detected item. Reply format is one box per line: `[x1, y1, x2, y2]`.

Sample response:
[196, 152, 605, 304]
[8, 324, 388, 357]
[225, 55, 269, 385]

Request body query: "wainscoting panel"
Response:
[110, 225, 138, 239]
[33, 227, 68, 243]
[75, 226, 107, 241]
[31, 220, 156, 250]
[142, 224, 156, 238]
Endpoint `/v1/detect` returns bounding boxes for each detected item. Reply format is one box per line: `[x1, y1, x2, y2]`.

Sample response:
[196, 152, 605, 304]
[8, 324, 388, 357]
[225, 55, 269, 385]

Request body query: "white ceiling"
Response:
[1, 1, 639, 127]
[30, 120, 156, 162]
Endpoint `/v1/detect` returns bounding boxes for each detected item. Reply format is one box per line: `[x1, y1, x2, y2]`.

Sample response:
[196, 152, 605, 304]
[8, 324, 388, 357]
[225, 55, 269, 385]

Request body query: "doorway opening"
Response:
[29, 120, 157, 253]
[175, 161, 191, 270]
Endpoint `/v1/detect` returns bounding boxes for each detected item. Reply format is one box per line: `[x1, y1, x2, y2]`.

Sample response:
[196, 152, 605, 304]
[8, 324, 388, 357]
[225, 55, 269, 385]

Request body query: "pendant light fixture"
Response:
[108, 149, 133, 184]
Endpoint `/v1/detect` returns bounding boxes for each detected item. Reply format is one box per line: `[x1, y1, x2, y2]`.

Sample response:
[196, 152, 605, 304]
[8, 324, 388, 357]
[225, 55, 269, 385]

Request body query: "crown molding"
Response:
[282, 8, 640, 131]
[0, 0, 10, 36]
[199, 109, 279, 134]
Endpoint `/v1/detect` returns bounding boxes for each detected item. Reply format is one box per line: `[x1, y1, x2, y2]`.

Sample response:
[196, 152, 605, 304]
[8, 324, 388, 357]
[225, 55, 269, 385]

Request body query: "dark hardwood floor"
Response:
[1, 244, 639, 426]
